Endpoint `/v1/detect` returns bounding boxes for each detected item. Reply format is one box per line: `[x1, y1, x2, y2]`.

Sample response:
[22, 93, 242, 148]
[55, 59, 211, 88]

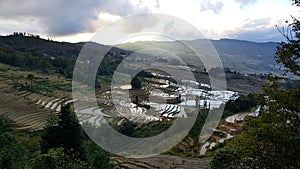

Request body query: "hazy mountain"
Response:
[0, 34, 280, 75]
[117, 39, 279, 75]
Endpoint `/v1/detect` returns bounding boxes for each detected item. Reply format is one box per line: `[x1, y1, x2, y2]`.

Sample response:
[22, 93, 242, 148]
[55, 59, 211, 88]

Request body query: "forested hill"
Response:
[0, 33, 83, 58]
[0, 34, 82, 77]
[0, 33, 128, 77]
[0, 33, 280, 78]
[211, 39, 278, 73]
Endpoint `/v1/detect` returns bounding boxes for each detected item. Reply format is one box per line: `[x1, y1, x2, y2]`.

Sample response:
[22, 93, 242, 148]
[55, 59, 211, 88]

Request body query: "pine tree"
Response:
[40, 103, 86, 160]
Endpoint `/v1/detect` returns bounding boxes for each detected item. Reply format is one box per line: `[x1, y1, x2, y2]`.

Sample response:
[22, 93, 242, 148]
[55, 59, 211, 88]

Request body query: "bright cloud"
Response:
[0, 0, 298, 43]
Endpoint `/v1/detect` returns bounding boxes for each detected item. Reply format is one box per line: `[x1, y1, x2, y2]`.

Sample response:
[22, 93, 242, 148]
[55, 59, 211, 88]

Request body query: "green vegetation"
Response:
[0, 3, 298, 168]
[0, 118, 29, 169]
[31, 148, 88, 169]
[223, 93, 258, 118]
[0, 63, 72, 96]
[117, 34, 279, 75]
[40, 104, 86, 160]
[28, 76, 72, 94]
[164, 110, 209, 157]
[40, 104, 113, 168]
[131, 75, 142, 89]
[0, 117, 13, 133]
[110, 117, 172, 138]
[211, 87, 300, 168]
[0, 134, 29, 169]
[0, 33, 126, 81]
[209, 147, 240, 169]
[210, 1, 300, 168]
[0, 104, 113, 169]
[188, 110, 209, 140]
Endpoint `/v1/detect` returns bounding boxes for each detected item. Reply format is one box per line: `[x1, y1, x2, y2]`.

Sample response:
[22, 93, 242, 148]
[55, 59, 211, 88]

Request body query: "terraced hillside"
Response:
[198, 107, 261, 156]
[0, 63, 215, 168]
[0, 62, 264, 167]
[0, 87, 54, 130]
[113, 155, 211, 169]
[0, 63, 74, 130]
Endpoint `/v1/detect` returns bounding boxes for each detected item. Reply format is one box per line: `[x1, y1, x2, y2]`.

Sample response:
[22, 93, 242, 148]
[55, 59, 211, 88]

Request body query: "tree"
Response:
[0, 118, 29, 168]
[40, 104, 113, 168]
[85, 142, 113, 169]
[31, 148, 87, 169]
[210, 148, 240, 169]
[0, 134, 29, 169]
[131, 76, 142, 89]
[0, 118, 12, 133]
[275, 0, 300, 76]
[40, 103, 86, 160]
[27, 74, 34, 87]
[210, 1, 300, 168]
[223, 93, 258, 118]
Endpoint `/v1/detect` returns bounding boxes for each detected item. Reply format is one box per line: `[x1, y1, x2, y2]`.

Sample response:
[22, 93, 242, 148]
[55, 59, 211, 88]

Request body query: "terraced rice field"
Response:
[0, 90, 56, 130]
[113, 155, 211, 169]
[0, 82, 115, 130]
[0, 73, 73, 131]
[199, 107, 260, 155]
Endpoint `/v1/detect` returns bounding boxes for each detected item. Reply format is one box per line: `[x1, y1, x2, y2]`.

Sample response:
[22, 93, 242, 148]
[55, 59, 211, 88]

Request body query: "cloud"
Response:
[155, 0, 160, 8]
[235, 0, 257, 8]
[0, 0, 136, 36]
[230, 28, 284, 42]
[121, 13, 159, 33]
[200, 0, 224, 14]
[226, 18, 284, 42]
[162, 19, 204, 40]
[243, 18, 272, 30]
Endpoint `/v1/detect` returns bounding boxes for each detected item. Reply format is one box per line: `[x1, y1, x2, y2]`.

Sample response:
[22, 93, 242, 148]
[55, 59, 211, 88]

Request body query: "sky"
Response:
[0, 0, 298, 44]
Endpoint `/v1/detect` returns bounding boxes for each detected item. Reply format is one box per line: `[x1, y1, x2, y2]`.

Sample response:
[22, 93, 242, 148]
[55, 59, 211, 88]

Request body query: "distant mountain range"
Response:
[0, 34, 280, 75]
[117, 38, 280, 75]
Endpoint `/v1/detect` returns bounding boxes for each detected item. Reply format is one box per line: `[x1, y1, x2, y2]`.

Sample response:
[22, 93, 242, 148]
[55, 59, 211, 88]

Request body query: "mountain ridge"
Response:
[0, 34, 280, 75]
[117, 38, 280, 75]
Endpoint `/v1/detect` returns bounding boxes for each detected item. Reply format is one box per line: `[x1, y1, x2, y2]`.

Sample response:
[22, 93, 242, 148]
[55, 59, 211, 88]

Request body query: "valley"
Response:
[0, 34, 298, 168]
[0, 59, 262, 168]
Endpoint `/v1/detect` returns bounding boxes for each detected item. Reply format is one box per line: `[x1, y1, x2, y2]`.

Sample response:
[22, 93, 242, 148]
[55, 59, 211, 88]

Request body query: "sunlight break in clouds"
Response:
[0, 0, 298, 43]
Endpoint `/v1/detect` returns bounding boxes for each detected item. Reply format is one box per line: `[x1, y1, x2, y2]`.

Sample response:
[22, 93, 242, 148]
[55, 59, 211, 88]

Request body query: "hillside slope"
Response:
[117, 39, 279, 75]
